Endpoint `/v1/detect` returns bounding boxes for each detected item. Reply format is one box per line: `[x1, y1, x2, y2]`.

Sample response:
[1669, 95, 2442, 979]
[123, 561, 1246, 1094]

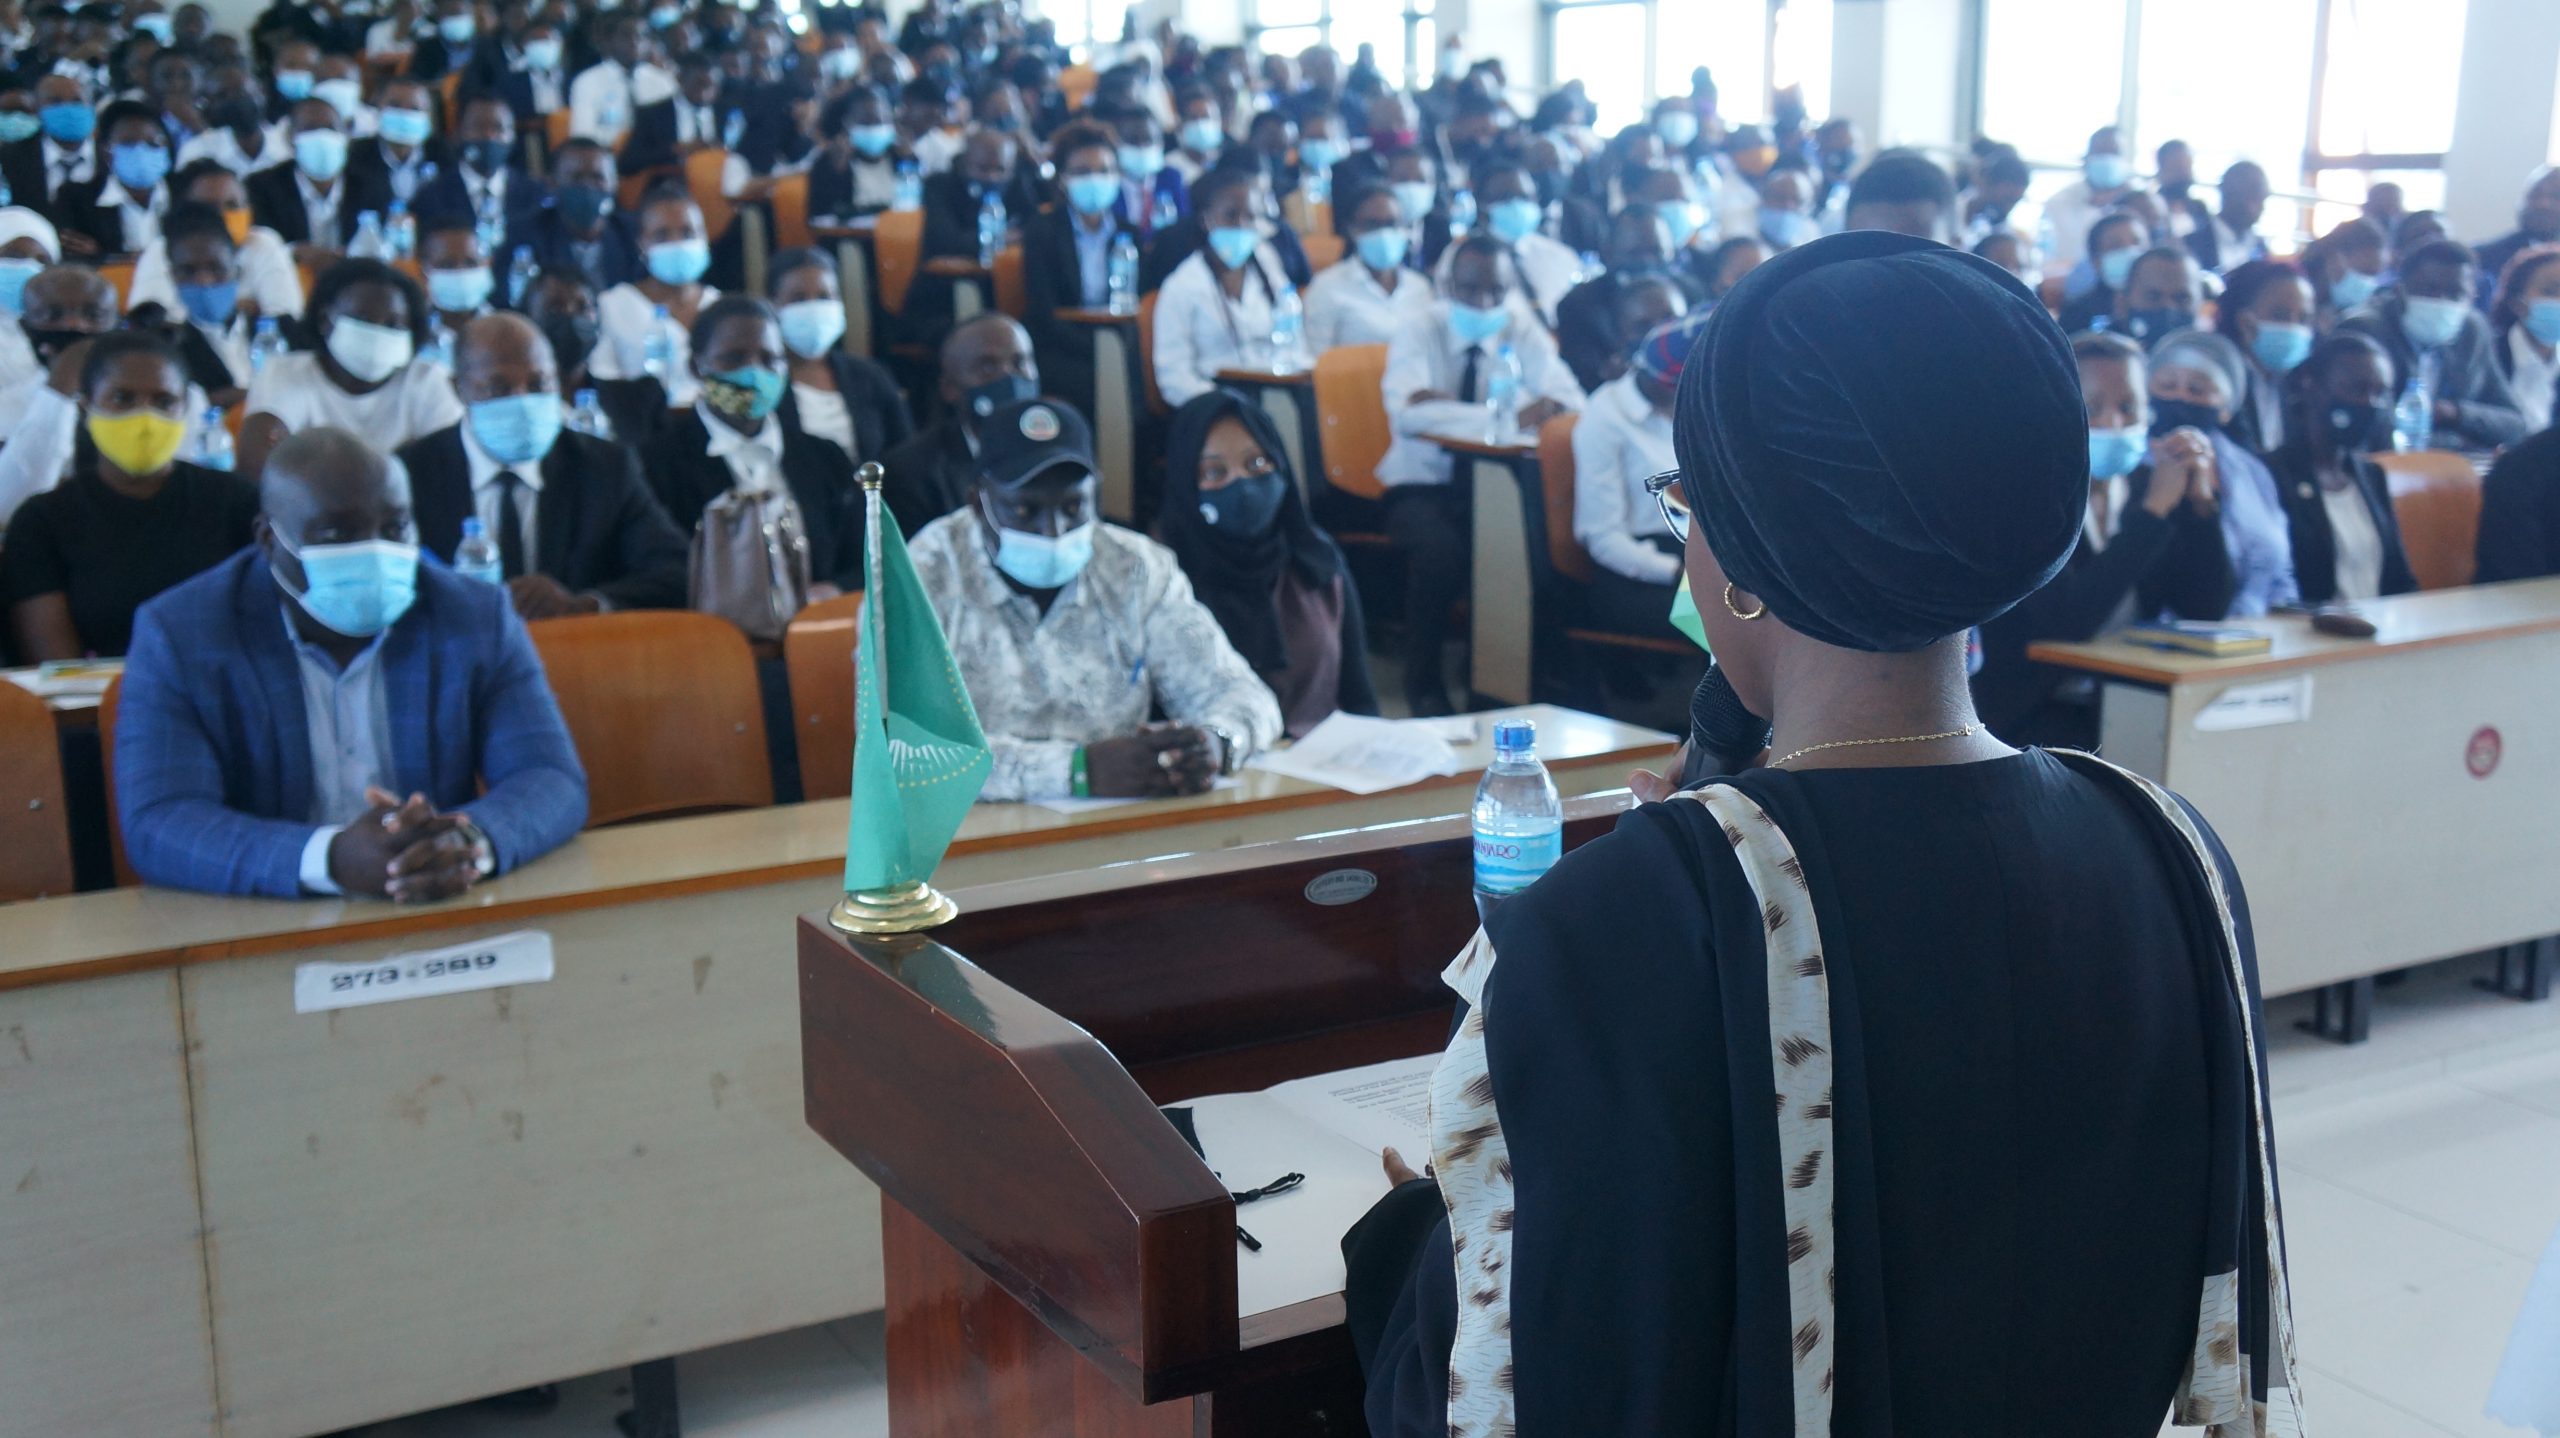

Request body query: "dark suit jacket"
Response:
[617, 97, 737, 177]
[1556, 267, 1704, 394]
[414, 163, 549, 241]
[776, 351, 917, 476]
[807, 150, 906, 221]
[873, 420, 978, 539]
[2265, 441, 2416, 605]
[646, 407, 866, 591]
[53, 174, 168, 255]
[919, 169, 1044, 261]
[2476, 423, 2560, 583]
[405, 37, 479, 82]
[2336, 294, 2529, 450]
[519, 205, 644, 290]
[0, 136, 48, 219]
[399, 424, 692, 610]
[1138, 212, 1312, 293]
[1020, 202, 1139, 344]
[243, 163, 358, 247]
[346, 135, 451, 211]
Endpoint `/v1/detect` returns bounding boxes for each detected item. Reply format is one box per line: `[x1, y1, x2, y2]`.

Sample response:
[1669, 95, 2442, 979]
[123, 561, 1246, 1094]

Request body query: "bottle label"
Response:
[1473, 825, 1561, 896]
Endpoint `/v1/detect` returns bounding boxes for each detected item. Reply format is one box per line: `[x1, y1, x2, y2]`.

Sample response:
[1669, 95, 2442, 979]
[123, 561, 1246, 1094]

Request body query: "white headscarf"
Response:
[0, 206, 62, 263]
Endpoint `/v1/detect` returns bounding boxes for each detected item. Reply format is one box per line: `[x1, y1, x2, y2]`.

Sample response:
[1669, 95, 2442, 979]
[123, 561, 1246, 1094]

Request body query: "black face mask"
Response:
[1198, 470, 1285, 539]
[23, 325, 92, 362]
[537, 312, 599, 373]
[2323, 400, 2386, 453]
[2120, 306, 2191, 346]
[2149, 397, 2223, 438]
[961, 372, 1036, 429]
[462, 138, 511, 174]
[555, 182, 611, 231]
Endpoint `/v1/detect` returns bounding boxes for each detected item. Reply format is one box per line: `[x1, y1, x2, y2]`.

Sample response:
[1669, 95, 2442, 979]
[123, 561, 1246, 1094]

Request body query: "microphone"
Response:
[1681, 662, 1770, 786]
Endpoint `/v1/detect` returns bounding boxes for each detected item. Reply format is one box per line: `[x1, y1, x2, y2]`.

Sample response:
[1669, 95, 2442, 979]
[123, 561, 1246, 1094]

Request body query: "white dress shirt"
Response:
[296, 171, 342, 246]
[568, 58, 673, 147]
[39, 137, 92, 203]
[1304, 256, 1435, 351]
[906, 511, 1284, 802]
[790, 380, 856, 459]
[1433, 229, 1580, 328]
[696, 399, 785, 496]
[2039, 179, 2132, 274]
[175, 123, 291, 176]
[243, 350, 465, 452]
[129, 223, 307, 318]
[910, 126, 963, 176]
[376, 140, 436, 203]
[286, 615, 394, 894]
[589, 283, 719, 407]
[2320, 477, 2386, 602]
[2508, 325, 2560, 435]
[1151, 246, 1289, 408]
[1376, 301, 1585, 488]
[94, 177, 165, 253]
[462, 415, 544, 564]
[1569, 372, 1680, 584]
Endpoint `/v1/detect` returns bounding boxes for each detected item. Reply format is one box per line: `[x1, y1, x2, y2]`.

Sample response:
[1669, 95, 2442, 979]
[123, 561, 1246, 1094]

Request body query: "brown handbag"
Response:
[688, 484, 813, 641]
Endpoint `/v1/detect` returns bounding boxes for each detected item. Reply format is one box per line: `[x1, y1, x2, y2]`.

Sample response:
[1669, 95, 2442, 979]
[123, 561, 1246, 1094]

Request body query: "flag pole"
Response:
[830, 462, 960, 936]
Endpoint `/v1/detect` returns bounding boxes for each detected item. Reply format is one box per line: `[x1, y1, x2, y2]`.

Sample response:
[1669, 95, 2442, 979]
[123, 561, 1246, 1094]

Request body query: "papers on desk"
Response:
[3, 659, 122, 699]
[1169, 1053, 1440, 1318]
[1027, 777, 1239, 814]
[1247, 713, 1468, 795]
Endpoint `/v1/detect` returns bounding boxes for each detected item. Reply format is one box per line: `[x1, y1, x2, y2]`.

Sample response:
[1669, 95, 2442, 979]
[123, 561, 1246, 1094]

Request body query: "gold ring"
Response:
[1723, 582, 1766, 621]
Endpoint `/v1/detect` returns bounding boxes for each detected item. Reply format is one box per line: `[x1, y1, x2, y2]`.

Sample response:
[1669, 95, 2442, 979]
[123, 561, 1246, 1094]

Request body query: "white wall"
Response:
[1827, 0, 1968, 157]
[2443, 0, 2560, 240]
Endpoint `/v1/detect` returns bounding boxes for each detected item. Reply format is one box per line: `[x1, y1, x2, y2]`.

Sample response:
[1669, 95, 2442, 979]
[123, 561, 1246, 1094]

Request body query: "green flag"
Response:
[842, 486, 992, 895]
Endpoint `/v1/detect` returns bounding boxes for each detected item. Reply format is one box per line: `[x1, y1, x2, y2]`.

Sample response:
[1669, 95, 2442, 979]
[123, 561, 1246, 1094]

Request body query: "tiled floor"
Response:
[360, 957, 2560, 1438]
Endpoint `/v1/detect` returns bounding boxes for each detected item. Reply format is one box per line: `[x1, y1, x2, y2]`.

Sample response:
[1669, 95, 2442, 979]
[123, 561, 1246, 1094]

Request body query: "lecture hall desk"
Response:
[2031, 578, 2560, 1039]
[0, 706, 1668, 1438]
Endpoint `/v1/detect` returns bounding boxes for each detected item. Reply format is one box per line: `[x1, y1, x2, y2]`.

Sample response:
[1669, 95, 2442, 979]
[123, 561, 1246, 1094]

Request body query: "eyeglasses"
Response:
[1644, 468, 1691, 540]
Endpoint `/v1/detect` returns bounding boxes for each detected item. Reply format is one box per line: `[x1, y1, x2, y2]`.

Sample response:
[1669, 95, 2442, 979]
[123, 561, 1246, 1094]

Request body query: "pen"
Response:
[1236, 1225, 1262, 1253]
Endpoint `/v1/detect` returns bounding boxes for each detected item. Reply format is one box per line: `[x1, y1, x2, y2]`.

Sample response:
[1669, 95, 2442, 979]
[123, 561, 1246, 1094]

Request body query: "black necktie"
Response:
[494, 470, 527, 579]
[1458, 345, 1483, 404]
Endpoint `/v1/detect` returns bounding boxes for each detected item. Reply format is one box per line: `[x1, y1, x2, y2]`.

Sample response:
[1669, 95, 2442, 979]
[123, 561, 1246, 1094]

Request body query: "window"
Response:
[1552, 2, 1650, 133]
[1978, 0, 2127, 173]
[1045, 0, 1134, 59]
[1247, 0, 1436, 90]
[2133, 0, 2319, 238]
[1546, 0, 1829, 137]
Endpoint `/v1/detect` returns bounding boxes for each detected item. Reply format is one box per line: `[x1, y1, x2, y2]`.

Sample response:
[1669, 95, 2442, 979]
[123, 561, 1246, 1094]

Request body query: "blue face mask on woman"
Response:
[1487, 196, 1542, 245]
[1355, 227, 1410, 272]
[646, 237, 712, 285]
[2087, 426, 2146, 480]
[1392, 181, 1435, 224]
[2528, 298, 2560, 347]
[1655, 199, 1701, 250]
[1179, 118, 1224, 154]
[2250, 322, 2312, 375]
[1206, 225, 1259, 270]
[1199, 471, 1286, 538]
[112, 142, 171, 193]
[849, 123, 896, 158]
[1064, 173, 1120, 217]
[2401, 295, 2469, 349]
[177, 279, 238, 328]
[276, 537, 421, 638]
[2097, 246, 2140, 293]
[2328, 268, 2379, 310]
[0, 257, 41, 314]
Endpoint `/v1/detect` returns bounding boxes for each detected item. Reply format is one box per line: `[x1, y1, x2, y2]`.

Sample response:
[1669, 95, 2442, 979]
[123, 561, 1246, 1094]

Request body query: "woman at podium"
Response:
[1344, 232, 2301, 1436]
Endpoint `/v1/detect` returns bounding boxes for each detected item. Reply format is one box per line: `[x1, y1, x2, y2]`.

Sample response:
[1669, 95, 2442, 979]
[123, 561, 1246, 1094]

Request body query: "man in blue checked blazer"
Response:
[117, 427, 587, 901]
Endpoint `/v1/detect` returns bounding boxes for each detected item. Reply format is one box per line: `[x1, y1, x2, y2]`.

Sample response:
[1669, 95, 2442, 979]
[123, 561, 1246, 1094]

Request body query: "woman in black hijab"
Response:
[1160, 390, 1378, 738]
[1344, 231, 2301, 1437]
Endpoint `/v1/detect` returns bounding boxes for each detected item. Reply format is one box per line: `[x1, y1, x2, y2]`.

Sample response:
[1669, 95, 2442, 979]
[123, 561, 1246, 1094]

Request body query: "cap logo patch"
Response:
[1019, 405, 1060, 441]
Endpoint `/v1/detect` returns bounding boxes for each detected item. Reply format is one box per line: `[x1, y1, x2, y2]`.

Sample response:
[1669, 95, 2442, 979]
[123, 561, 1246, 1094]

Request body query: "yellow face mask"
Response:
[222, 206, 253, 245]
[87, 409, 189, 476]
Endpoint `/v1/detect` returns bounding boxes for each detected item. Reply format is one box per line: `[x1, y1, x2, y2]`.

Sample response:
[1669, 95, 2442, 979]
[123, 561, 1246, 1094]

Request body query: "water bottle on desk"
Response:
[455, 517, 502, 586]
[386, 199, 415, 260]
[1472, 719, 1561, 925]
[508, 245, 538, 306]
[193, 407, 233, 470]
[1150, 187, 1180, 233]
[893, 161, 922, 211]
[349, 210, 387, 259]
[1482, 342, 1522, 442]
[1448, 187, 1476, 239]
[2393, 350, 2438, 452]
[642, 304, 673, 382]
[1270, 284, 1306, 371]
[975, 190, 1006, 268]
[567, 386, 612, 438]
[248, 315, 287, 375]
[475, 196, 505, 257]
[1106, 232, 1138, 314]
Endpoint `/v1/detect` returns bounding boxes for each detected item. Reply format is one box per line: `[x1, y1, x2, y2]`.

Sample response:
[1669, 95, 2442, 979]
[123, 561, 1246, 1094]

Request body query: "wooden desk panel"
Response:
[1061, 309, 1142, 521]
[2029, 577, 2560, 685]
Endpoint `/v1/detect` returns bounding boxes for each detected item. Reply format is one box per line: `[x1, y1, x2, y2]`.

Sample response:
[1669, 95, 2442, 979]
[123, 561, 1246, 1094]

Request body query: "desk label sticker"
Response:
[294, 930, 554, 1014]
[2195, 675, 2313, 733]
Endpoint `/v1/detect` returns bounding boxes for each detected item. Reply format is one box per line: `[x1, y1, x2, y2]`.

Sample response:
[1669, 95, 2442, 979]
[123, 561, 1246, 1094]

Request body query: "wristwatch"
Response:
[453, 815, 497, 878]
[1207, 727, 1243, 777]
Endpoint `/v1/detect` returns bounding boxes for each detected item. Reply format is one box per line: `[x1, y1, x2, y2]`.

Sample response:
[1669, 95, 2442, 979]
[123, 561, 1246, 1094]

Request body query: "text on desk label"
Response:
[1304, 869, 1379, 906]
[293, 931, 555, 1014]
[2194, 675, 2313, 732]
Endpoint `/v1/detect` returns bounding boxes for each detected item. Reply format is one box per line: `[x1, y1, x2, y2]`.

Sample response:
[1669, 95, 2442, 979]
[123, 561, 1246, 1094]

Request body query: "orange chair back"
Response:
[527, 611, 773, 826]
[770, 171, 813, 249]
[0, 681, 74, 901]
[438, 71, 462, 129]
[1058, 64, 1098, 110]
[1536, 412, 1591, 583]
[2375, 450, 2485, 591]
[617, 166, 674, 214]
[98, 674, 134, 887]
[1137, 289, 1168, 414]
[99, 260, 136, 306]
[685, 148, 736, 240]
[545, 109, 572, 153]
[782, 591, 866, 801]
[1299, 230, 1345, 273]
[1312, 343, 1391, 500]
[993, 242, 1027, 317]
[872, 208, 925, 314]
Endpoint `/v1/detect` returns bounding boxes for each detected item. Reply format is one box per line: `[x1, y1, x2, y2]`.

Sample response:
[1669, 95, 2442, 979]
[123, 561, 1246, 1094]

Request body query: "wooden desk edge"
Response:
[0, 736, 1672, 991]
[1433, 435, 1538, 459]
[1212, 367, 1315, 387]
[1057, 307, 1138, 325]
[2028, 609, 2560, 685]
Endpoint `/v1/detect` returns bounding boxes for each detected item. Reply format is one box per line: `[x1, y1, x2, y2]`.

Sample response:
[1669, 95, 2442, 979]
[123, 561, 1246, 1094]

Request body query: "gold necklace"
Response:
[1768, 723, 1982, 771]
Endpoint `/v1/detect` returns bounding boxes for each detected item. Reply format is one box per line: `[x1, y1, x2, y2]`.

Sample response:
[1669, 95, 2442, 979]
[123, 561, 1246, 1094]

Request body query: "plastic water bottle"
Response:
[475, 194, 505, 256]
[566, 386, 612, 438]
[642, 304, 673, 381]
[722, 109, 746, 150]
[193, 407, 233, 470]
[1106, 232, 1138, 314]
[2393, 349, 2437, 452]
[248, 315, 288, 374]
[0, 175, 14, 209]
[975, 190, 1006, 267]
[1150, 187, 1180, 233]
[508, 244, 537, 306]
[455, 517, 503, 585]
[1482, 342, 1522, 441]
[385, 199, 415, 260]
[348, 210, 387, 260]
[1447, 187, 1476, 239]
[892, 160, 922, 212]
[1269, 283, 1305, 371]
[1471, 718, 1562, 924]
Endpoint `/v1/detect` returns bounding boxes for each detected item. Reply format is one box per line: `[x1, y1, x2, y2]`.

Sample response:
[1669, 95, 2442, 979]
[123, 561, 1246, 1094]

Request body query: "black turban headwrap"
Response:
[1672, 229, 2088, 652]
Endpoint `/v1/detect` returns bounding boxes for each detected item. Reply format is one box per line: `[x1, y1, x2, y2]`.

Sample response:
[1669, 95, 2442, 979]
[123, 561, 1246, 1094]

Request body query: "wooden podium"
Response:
[799, 795, 1631, 1436]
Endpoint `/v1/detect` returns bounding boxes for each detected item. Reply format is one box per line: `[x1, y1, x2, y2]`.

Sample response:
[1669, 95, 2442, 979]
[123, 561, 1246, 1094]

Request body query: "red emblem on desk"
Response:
[2466, 726, 2502, 779]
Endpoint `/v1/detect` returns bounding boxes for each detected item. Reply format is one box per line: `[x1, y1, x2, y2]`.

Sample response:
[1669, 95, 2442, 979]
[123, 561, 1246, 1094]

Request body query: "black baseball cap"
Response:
[976, 397, 1097, 491]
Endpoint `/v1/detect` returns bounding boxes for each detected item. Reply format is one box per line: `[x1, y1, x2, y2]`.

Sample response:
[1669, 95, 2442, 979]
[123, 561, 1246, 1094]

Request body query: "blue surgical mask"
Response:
[1298, 137, 1341, 172]
[378, 106, 433, 147]
[313, 77, 363, 123]
[849, 123, 896, 158]
[111, 141, 171, 193]
[2250, 321, 2312, 375]
[987, 512, 1096, 589]
[1392, 180, 1435, 224]
[1064, 172, 1119, 217]
[2086, 153, 2130, 190]
[2401, 295, 2468, 349]
[1487, 196, 1541, 244]
[522, 38, 562, 70]
[39, 102, 93, 144]
[776, 297, 845, 358]
[468, 391, 563, 465]
[133, 11, 173, 42]
[177, 278, 238, 327]
[274, 69, 314, 101]
[1655, 111, 1699, 150]
[649, 3, 680, 27]
[1759, 206, 1816, 248]
[294, 128, 349, 181]
[2328, 268, 2378, 310]
[1179, 117, 1223, 154]
[646, 237, 711, 285]
[2528, 299, 2560, 347]
[1206, 225, 1259, 270]
[438, 13, 476, 42]
[0, 257, 40, 314]
[1198, 470, 1285, 538]
[277, 537, 421, 638]
[1355, 227, 1410, 272]
[1655, 199, 1701, 250]
[1117, 143, 1163, 177]
[2087, 425, 2145, 481]
[2097, 246, 2139, 292]
[0, 112, 38, 145]
[426, 264, 493, 312]
[1448, 301, 1507, 345]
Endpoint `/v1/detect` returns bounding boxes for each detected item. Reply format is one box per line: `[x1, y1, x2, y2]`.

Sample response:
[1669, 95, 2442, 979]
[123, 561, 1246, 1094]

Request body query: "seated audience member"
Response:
[807, 83, 909, 221]
[2270, 332, 2416, 604]
[877, 312, 1039, 536]
[2213, 260, 2316, 452]
[2145, 328, 2300, 615]
[11, 75, 100, 220]
[1691, 234, 1773, 306]
[2, 331, 255, 659]
[172, 62, 284, 175]
[567, 13, 670, 153]
[522, 265, 600, 391]
[1973, 331, 2240, 748]
[461, 15, 566, 129]
[243, 258, 462, 460]
[1752, 160, 1821, 250]
[0, 265, 213, 524]
[2478, 419, 2560, 582]
[2489, 244, 2560, 434]
[2056, 211, 2151, 334]
[1572, 271, 1686, 393]
[1570, 312, 1695, 642]
[115, 425, 586, 900]
[645, 295, 862, 598]
[518, 139, 641, 291]
[2306, 217, 2387, 322]
[1378, 234, 1585, 714]
[398, 313, 689, 616]
[415, 94, 546, 243]
[2471, 167, 2560, 308]
[918, 127, 1029, 262]
[144, 201, 255, 407]
[1019, 121, 1139, 415]
[1553, 207, 1688, 388]
[0, 208, 60, 389]
[407, 0, 482, 82]
[1166, 86, 1225, 184]
[588, 184, 718, 408]
[2392, 210, 2449, 268]
[2041, 125, 2142, 274]
[1152, 164, 1298, 407]
[241, 98, 358, 258]
[896, 73, 967, 176]
[1159, 389, 1376, 738]
[1971, 228, 2039, 288]
[131, 160, 305, 326]
[1303, 182, 1434, 352]
[768, 247, 914, 467]
[1961, 145, 2031, 245]
[1139, 155, 1314, 292]
[1106, 106, 1185, 232]
[1450, 159, 1580, 327]
[418, 220, 496, 340]
[2337, 240, 2528, 450]
[1619, 166, 1704, 270]
[2109, 245, 2204, 349]
[907, 394, 1283, 801]
[347, 78, 450, 209]
[57, 100, 176, 257]
[1840, 148, 1955, 243]
[2189, 160, 2270, 273]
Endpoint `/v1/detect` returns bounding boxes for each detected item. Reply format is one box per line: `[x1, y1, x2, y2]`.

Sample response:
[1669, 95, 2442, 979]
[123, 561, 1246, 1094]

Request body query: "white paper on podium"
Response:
[1172, 1053, 1441, 1319]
